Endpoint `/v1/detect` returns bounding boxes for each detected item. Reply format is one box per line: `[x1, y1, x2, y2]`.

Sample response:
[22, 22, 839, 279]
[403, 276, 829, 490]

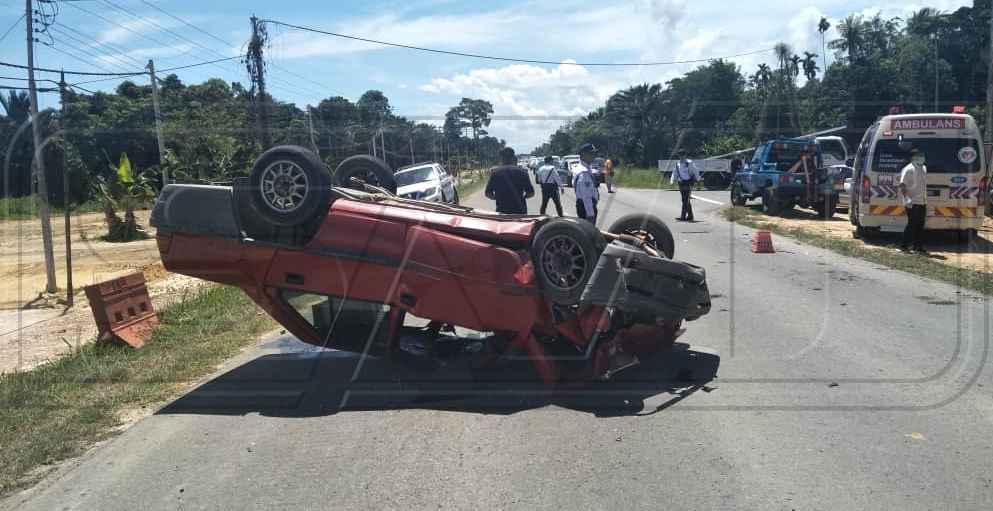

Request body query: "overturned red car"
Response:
[151, 146, 711, 385]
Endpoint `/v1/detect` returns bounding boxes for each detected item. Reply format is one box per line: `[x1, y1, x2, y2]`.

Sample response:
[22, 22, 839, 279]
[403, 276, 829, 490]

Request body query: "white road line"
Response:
[691, 194, 724, 206]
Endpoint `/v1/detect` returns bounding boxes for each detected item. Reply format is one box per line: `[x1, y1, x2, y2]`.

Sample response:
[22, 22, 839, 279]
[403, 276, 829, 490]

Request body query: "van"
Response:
[815, 136, 850, 167]
[849, 113, 988, 240]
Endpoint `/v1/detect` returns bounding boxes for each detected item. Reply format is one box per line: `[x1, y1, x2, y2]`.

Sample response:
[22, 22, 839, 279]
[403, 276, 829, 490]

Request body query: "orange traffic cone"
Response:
[752, 231, 775, 254]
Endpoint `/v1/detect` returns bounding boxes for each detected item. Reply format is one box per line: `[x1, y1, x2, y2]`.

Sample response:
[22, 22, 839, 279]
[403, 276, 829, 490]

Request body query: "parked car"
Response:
[150, 146, 711, 385]
[730, 139, 840, 218]
[828, 165, 853, 211]
[394, 163, 458, 204]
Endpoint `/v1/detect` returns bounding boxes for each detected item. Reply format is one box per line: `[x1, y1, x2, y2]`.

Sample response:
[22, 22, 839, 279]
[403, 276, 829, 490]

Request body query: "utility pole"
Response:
[306, 106, 318, 154]
[58, 71, 72, 307]
[248, 16, 270, 148]
[986, 7, 993, 214]
[26, 0, 57, 294]
[934, 33, 940, 112]
[147, 59, 167, 185]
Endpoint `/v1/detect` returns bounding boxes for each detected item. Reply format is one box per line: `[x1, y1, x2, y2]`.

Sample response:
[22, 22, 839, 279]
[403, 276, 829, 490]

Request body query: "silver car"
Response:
[394, 163, 459, 204]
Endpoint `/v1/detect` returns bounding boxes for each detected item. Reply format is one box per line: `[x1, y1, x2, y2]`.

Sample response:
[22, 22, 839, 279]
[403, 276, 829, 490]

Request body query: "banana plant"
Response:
[91, 152, 157, 242]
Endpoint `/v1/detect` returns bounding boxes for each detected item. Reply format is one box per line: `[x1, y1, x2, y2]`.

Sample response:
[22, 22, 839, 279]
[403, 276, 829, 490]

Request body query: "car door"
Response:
[437, 165, 455, 202]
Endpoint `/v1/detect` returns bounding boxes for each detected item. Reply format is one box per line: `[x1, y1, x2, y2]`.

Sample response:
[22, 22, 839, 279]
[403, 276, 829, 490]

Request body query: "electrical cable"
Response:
[0, 13, 25, 44]
[262, 19, 776, 66]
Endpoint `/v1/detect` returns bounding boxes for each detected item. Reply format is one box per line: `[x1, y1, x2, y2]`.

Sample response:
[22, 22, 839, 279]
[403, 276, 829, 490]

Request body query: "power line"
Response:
[0, 13, 25, 44]
[92, 1, 327, 100]
[0, 60, 140, 76]
[53, 22, 148, 68]
[261, 19, 776, 67]
[41, 43, 125, 75]
[46, 27, 138, 72]
[136, 1, 344, 98]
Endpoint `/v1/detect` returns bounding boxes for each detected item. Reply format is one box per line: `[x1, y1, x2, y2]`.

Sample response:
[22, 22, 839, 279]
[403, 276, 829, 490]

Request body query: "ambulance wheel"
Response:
[957, 229, 977, 244]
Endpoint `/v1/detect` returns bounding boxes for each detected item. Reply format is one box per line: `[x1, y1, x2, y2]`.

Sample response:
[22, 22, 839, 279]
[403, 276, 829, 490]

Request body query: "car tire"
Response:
[957, 229, 977, 244]
[248, 145, 332, 227]
[815, 195, 838, 220]
[607, 213, 676, 259]
[761, 189, 783, 216]
[531, 218, 605, 305]
[730, 182, 747, 206]
[333, 155, 397, 194]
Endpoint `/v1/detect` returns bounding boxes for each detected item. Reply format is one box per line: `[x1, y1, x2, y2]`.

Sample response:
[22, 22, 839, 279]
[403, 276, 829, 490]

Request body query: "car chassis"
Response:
[151, 146, 712, 386]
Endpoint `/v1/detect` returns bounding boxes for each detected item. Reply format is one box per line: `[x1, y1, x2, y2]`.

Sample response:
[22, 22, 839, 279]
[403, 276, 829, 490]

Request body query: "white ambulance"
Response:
[849, 111, 988, 240]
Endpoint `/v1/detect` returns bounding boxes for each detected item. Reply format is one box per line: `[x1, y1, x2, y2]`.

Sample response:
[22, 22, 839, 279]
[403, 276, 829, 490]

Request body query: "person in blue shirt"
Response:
[573, 143, 600, 223]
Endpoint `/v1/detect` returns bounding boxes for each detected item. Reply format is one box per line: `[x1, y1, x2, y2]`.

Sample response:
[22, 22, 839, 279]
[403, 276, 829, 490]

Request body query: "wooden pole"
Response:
[147, 59, 167, 185]
[59, 71, 72, 307]
[26, 0, 57, 294]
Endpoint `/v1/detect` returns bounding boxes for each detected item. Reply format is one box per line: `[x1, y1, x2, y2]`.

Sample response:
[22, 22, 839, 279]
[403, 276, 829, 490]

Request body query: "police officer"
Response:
[573, 143, 600, 223]
[670, 158, 701, 221]
[536, 156, 565, 216]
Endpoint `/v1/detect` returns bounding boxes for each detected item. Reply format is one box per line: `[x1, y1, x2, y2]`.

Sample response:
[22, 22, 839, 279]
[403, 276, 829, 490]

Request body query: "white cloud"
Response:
[96, 16, 178, 45]
[418, 61, 624, 151]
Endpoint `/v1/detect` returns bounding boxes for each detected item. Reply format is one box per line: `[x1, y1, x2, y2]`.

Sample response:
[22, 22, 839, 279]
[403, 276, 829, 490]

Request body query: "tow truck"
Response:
[730, 138, 840, 218]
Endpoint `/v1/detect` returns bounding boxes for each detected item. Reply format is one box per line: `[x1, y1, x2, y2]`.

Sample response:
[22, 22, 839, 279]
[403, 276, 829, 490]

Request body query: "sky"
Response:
[0, 0, 975, 152]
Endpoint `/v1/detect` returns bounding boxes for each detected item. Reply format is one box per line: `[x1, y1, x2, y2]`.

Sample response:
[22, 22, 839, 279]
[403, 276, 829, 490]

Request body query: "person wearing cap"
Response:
[485, 147, 535, 214]
[536, 155, 565, 216]
[573, 143, 600, 223]
[899, 147, 928, 253]
[670, 158, 701, 222]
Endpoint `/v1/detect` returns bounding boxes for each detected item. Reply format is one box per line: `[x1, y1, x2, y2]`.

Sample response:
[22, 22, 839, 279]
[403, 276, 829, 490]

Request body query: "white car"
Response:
[394, 163, 459, 204]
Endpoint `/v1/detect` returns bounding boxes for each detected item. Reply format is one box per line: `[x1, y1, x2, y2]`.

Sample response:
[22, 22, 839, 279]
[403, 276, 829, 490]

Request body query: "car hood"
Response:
[397, 181, 439, 196]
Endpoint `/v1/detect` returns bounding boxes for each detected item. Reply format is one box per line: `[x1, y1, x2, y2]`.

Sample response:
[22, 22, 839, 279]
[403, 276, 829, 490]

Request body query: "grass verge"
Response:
[456, 174, 488, 198]
[612, 167, 679, 190]
[721, 206, 993, 296]
[0, 285, 275, 496]
[0, 196, 106, 221]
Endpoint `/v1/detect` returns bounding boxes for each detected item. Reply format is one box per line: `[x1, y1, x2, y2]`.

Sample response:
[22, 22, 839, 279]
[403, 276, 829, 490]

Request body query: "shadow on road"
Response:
[159, 343, 720, 418]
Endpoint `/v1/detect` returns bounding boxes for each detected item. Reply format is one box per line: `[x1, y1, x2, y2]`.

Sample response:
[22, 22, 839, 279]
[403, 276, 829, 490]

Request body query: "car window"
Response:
[872, 138, 982, 174]
[395, 166, 437, 186]
[281, 290, 391, 346]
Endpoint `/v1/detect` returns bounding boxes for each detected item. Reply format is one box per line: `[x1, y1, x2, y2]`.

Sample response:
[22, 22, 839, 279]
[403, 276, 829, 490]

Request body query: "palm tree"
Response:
[755, 64, 773, 90]
[818, 17, 831, 73]
[0, 91, 31, 124]
[774, 43, 793, 74]
[789, 54, 802, 79]
[802, 52, 820, 81]
[907, 7, 942, 37]
[831, 15, 865, 64]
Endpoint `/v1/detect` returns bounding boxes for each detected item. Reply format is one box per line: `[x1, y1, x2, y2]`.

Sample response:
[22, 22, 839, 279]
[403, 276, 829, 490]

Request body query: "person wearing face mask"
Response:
[899, 147, 928, 254]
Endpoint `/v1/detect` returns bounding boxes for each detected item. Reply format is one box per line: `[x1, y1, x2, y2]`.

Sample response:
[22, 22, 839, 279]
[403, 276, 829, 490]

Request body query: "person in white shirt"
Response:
[670, 158, 701, 221]
[899, 147, 928, 253]
[535, 156, 566, 216]
[573, 143, 600, 223]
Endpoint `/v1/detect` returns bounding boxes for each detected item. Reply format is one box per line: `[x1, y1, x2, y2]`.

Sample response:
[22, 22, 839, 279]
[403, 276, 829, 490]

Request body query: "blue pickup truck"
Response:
[729, 138, 840, 218]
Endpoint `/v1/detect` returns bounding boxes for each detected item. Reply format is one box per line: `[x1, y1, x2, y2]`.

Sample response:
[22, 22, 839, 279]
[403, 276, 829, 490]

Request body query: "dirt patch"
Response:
[0, 210, 206, 374]
[739, 204, 993, 274]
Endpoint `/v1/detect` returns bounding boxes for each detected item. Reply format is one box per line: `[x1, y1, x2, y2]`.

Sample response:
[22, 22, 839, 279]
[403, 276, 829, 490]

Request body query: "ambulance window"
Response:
[873, 139, 981, 174]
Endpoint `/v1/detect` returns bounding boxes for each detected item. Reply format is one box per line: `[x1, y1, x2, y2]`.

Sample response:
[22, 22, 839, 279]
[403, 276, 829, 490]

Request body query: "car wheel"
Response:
[761, 189, 783, 216]
[531, 219, 605, 305]
[248, 145, 332, 227]
[333, 155, 397, 194]
[815, 196, 838, 220]
[957, 229, 977, 244]
[730, 182, 747, 206]
[607, 213, 676, 259]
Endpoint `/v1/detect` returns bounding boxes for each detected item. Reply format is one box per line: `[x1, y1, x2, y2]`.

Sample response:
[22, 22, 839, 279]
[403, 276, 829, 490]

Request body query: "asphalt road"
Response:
[6, 186, 992, 510]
